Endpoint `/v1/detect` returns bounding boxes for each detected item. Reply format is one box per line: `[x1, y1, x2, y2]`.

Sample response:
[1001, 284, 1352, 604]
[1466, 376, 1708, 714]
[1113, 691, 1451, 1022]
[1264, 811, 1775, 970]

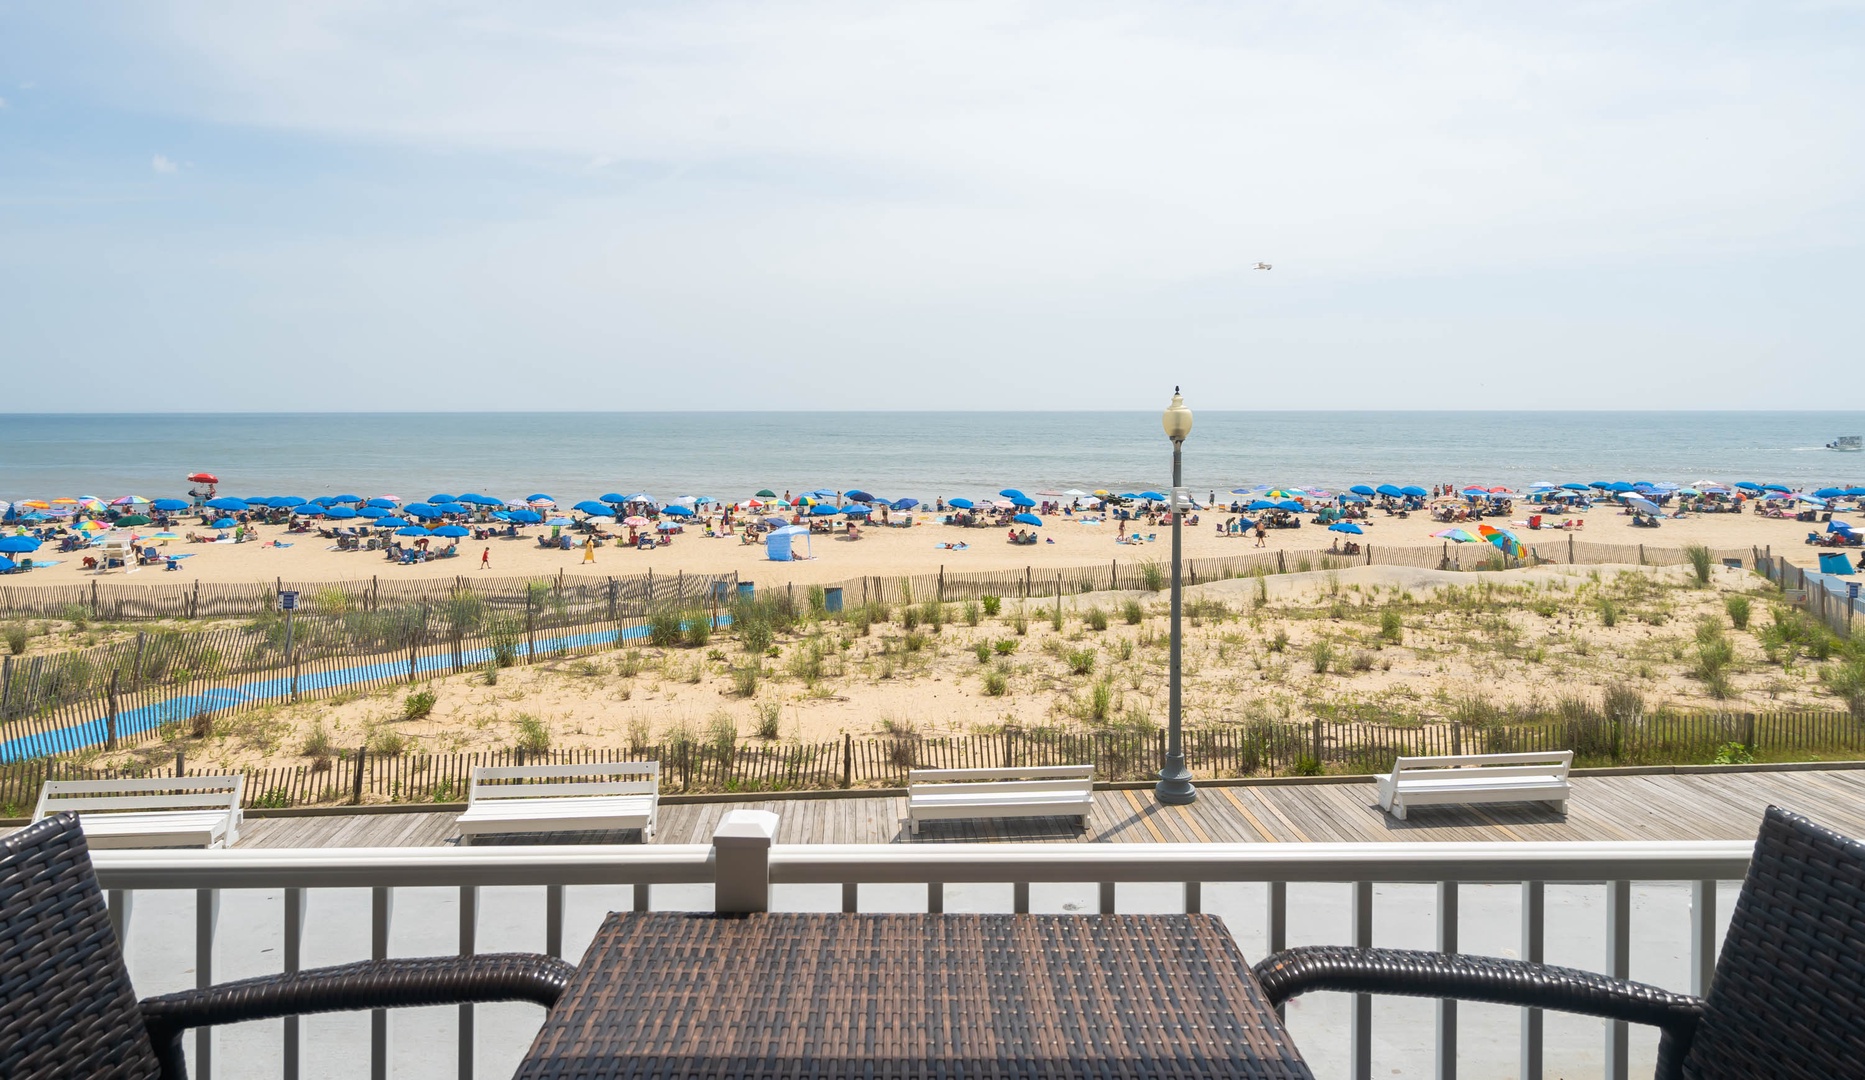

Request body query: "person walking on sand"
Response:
[1254, 522, 1267, 548]
[583, 535, 596, 564]
[480, 547, 490, 569]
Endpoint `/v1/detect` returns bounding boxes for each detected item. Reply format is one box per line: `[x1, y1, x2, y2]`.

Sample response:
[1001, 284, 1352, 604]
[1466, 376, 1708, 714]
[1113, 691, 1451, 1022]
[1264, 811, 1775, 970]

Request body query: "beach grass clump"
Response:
[974, 641, 992, 663]
[1049, 602, 1064, 633]
[1598, 598, 1620, 628]
[1269, 628, 1289, 653]
[982, 665, 1010, 697]
[754, 699, 782, 739]
[904, 631, 929, 653]
[681, 610, 713, 648]
[481, 660, 499, 685]
[1603, 683, 1644, 725]
[1086, 678, 1114, 722]
[366, 723, 406, 755]
[964, 600, 981, 626]
[1085, 607, 1108, 631]
[513, 714, 550, 754]
[982, 595, 1002, 617]
[1140, 561, 1166, 591]
[1684, 544, 1714, 586]
[1309, 639, 1334, 674]
[901, 605, 919, 630]
[706, 711, 738, 760]
[1693, 618, 1737, 698]
[787, 640, 826, 685]
[807, 586, 827, 617]
[732, 661, 761, 697]
[301, 720, 335, 760]
[444, 590, 485, 635]
[920, 601, 945, 632]
[1725, 595, 1751, 631]
[1379, 609, 1403, 644]
[1065, 647, 1097, 676]
[1821, 659, 1865, 721]
[647, 607, 684, 647]
[1121, 599, 1144, 625]
[402, 688, 437, 721]
[1012, 610, 1029, 636]
[4, 624, 26, 655]
[993, 638, 1017, 656]
[1349, 649, 1376, 673]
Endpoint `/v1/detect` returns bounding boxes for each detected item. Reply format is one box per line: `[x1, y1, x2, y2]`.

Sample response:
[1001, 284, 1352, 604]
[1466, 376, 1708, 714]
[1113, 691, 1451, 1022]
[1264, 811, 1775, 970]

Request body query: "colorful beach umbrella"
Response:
[1433, 528, 1480, 543]
[1487, 529, 1526, 558]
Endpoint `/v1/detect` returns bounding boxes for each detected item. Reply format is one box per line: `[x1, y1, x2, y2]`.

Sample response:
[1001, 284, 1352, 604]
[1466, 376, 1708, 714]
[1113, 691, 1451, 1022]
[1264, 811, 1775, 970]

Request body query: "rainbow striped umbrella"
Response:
[1433, 528, 1480, 543]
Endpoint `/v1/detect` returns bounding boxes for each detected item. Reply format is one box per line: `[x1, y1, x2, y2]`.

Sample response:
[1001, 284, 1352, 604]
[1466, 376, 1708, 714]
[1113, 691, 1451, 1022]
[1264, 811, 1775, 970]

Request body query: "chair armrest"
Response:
[140, 953, 574, 1079]
[1253, 946, 1703, 1080]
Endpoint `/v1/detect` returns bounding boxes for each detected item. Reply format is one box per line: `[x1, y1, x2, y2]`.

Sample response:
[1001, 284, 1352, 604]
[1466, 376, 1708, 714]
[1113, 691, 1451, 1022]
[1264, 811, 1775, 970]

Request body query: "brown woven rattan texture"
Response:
[518, 912, 1314, 1080]
[1681, 805, 1865, 1079]
[0, 814, 162, 1080]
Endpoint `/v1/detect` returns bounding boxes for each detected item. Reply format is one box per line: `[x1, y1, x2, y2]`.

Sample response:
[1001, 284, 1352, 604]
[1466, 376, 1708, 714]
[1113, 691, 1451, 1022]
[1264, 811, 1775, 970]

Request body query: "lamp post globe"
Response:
[1155, 386, 1198, 805]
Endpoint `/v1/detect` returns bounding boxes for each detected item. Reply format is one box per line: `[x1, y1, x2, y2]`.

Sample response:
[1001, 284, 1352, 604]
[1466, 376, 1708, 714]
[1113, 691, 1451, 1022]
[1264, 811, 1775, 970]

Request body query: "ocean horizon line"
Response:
[6, 408, 1865, 418]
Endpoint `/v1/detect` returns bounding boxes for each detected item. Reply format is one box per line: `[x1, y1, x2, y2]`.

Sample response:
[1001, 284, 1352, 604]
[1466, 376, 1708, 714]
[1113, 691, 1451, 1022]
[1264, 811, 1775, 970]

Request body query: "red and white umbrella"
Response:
[187, 472, 219, 484]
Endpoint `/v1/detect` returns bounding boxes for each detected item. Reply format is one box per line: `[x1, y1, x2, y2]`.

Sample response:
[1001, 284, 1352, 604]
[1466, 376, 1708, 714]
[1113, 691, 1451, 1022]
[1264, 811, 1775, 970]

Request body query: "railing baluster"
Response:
[1183, 881, 1201, 914]
[1605, 879, 1631, 1080]
[1690, 880, 1717, 996]
[841, 882, 858, 913]
[1352, 880, 1373, 1080]
[1098, 882, 1116, 914]
[1436, 881, 1458, 1080]
[927, 882, 944, 913]
[107, 888, 132, 960]
[1521, 881, 1544, 1080]
[545, 884, 564, 958]
[459, 885, 478, 1080]
[1013, 881, 1029, 914]
[372, 886, 393, 1080]
[633, 882, 650, 912]
[196, 888, 218, 1080]
[284, 888, 306, 1080]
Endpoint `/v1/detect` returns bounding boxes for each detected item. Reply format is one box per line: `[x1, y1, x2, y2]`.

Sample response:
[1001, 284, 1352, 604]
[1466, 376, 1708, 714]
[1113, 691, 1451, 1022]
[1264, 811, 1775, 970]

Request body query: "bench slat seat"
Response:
[460, 762, 659, 842]
[1376, 752, 1570, 820]
[33, 776, 244, 849]
[906, 766, 1093, 836]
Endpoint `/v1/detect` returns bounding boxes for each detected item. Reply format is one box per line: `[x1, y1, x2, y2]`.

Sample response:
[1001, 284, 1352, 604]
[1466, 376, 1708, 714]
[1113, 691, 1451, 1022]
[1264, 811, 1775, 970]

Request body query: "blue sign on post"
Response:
[279, 590, 299, 611]
[1851, 582, 1860, 601]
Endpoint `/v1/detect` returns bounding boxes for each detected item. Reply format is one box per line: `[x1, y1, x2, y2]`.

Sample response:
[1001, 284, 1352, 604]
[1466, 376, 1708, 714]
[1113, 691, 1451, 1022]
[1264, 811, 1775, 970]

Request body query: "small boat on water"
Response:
[1828, 435, 1863, 452]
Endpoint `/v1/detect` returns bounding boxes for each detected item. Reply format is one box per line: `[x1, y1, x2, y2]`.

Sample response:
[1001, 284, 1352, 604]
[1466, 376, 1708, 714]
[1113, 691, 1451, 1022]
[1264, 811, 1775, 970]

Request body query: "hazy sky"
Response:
[3, 3, 1861, 411]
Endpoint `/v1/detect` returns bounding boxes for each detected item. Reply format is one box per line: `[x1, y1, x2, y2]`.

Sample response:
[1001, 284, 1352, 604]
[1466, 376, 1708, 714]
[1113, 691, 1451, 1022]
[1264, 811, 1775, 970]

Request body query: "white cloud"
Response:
[151, 154, 178, 173]
[0, 97, 8, 108]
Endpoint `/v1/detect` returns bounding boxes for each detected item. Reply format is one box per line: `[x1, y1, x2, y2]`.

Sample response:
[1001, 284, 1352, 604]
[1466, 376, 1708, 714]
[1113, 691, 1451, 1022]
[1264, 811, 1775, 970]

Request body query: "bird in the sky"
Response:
[1253, 262, 1273, 270]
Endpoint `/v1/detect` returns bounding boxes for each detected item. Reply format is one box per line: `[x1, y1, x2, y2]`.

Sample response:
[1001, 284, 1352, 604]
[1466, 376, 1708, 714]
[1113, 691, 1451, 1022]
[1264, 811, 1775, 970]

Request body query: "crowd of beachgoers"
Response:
[3, 475, 1862, 585]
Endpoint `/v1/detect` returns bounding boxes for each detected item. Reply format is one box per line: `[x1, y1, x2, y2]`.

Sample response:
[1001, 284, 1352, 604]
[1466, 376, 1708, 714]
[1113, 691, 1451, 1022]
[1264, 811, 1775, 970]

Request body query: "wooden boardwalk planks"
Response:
[214, 768, 1865, 850]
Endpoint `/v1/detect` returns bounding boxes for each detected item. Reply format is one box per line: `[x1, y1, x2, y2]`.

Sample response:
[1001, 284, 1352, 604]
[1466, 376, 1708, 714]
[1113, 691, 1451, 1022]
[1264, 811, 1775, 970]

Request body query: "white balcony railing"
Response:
[91, 815, 1752, 1080]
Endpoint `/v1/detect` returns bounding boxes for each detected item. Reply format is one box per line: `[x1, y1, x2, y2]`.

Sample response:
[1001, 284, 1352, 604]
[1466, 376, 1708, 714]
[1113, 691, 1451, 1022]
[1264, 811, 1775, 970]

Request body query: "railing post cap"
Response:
[713, 808, 779, 847]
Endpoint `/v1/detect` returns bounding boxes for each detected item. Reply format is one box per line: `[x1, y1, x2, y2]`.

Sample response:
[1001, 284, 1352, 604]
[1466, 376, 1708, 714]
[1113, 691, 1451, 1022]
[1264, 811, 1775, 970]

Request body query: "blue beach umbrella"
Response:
[1247, 500, 1278, 511]
[760, 516, 788, 528]
[1328, 522, 1363, 534]
[433, 525, 470, 537]
[460, 494, 502, 506]
[0, 536, 42, 553]
[274, 496, 307, 507]
[808, 504, 839, 517]
[0, 556, 14, 573]
[1399, 486, 1428, 498]
[1734, 482, 1763, 491]
[998, 488, 1026, 500]
[1138, 491, 1167, 501]
[433, 502, 469, 515]
[949, 498, 975, 509]
[365, 497, 398, 509]
[205, 497, 248, 511]
[211, 518, 238, 529]
[1349, 485, 1377, 496]
[599, 493, 629, 505]
[327, 495, 363, 505]
[404, 503, 442, 519]
[1625, 496, 1661, 515]
[546, 517, 573, 527]
[429, 494, 459, 505]
[508, 509, 542, 524]
[374, 516, 410, 528]
[573, 500, 610, 515]
[845, 490, 875, 502]
[892, 498, 920, 510]
[842, 505, 872, 516]
[660, 505, 695, 518]
[1814, 487, 1846, 498]
[1013, 513, 1043, 527]
[1339, 494, 1367, 503]
[324, 506, 359, 519]
[356, 506, 391, 519]
[152, 498, 190, 511]
[395, 526, 432, 537]
[292, 505, 325, 517]
[1561, 483, 1590, 491]
[526, 494, 555, 504]
[1275, 500, 1303, 512]
[1375, 484, 1404, 497]
[1010, 496, 1037, 508]
[1763, 484, 1791, 493]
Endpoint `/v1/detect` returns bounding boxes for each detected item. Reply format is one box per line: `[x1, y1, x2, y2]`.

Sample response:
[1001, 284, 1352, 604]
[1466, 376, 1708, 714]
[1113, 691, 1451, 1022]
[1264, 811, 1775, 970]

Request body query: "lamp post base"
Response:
[1155, 761, 1197, 805]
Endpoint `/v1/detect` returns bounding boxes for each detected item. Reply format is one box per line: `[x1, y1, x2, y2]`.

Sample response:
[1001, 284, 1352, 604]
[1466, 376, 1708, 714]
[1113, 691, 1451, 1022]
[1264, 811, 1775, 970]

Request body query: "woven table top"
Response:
[516, 912, 1314, 1080]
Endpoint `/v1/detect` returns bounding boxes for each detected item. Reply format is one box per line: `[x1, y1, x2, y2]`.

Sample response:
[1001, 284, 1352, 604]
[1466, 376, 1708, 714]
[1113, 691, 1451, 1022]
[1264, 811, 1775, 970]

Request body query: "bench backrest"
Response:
[1388, 751, 1572, 784]
[469, 761, 661, 802]
[909, 765, 1094, 791]
[33, 775, 244, 821]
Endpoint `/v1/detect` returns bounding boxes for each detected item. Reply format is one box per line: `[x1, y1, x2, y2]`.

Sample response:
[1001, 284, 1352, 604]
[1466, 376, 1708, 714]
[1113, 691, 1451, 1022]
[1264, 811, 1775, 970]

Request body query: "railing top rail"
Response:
[90, 843, 714, 890]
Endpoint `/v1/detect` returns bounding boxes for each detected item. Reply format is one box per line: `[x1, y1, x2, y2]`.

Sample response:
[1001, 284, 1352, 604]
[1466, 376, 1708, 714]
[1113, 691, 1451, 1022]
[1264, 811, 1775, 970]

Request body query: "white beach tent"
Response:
[765, 524, 813, 562]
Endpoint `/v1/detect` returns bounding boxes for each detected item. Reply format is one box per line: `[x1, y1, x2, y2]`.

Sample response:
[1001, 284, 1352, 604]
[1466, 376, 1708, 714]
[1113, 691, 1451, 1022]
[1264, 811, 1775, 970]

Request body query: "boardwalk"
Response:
[233, 765, 1865, 848]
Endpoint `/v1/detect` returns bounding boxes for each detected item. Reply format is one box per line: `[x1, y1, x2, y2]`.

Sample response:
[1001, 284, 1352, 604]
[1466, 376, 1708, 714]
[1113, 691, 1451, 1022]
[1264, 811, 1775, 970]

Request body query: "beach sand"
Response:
[11, 504, 1834, 589]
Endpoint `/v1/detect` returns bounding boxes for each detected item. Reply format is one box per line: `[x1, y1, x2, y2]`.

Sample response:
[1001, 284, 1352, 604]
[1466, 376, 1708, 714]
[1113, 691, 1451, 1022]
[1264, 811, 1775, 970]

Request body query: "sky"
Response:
[1, 2, 1862, 411]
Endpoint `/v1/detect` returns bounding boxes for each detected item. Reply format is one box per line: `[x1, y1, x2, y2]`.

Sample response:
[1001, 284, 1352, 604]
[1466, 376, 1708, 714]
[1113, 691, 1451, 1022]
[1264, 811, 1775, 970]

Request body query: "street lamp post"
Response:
[1155, 387, 1197, 805]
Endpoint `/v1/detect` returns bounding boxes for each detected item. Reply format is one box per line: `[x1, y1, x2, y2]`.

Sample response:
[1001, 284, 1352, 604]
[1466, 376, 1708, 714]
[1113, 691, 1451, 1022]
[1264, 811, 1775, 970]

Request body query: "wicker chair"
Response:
[0, 813, 575, 1080]
[1253, 805, 1865, 1080]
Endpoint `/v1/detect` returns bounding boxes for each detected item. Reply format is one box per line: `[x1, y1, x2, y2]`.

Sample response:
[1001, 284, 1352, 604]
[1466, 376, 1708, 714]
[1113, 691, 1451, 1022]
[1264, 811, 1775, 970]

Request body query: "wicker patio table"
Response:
[516, 912, 1314, 1080]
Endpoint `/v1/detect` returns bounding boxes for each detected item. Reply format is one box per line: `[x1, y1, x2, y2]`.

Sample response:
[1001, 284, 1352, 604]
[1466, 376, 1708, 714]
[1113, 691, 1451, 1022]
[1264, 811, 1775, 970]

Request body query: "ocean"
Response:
[4, 412, 1863, 503]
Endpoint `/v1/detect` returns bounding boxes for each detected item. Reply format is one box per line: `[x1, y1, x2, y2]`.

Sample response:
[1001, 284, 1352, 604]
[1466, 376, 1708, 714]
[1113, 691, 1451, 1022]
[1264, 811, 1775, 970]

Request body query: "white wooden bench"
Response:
[906, 765, 1094, 836]
[33, 775, 244, 848]
[1376, 751, 1572, 820]
[456, 761, 659, 842]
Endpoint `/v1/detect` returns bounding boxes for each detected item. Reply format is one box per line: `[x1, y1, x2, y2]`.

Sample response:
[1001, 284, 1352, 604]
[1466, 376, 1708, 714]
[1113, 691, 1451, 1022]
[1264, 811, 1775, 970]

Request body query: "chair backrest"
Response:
[33, 775, 244, 822]
[1682, 805, 1865, 1078]
[469, 761, 660, 802]
[0, 813, 161, 1079]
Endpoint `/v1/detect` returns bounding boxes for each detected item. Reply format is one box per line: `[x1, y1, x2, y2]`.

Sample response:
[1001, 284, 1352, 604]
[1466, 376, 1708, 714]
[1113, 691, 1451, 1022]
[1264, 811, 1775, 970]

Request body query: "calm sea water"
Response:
[4, 412, 1863, 503]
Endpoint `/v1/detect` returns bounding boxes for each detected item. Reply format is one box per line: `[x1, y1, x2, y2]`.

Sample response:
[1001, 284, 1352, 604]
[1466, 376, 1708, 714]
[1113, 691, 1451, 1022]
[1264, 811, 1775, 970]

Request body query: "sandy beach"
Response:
[6, 501, 1844, 589]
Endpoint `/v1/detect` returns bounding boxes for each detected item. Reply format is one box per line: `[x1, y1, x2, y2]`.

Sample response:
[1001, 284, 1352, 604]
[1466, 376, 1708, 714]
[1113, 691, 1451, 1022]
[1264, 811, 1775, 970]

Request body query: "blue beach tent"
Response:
[765, 525, 812, 561]
[1818, 553, 1856, 576]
